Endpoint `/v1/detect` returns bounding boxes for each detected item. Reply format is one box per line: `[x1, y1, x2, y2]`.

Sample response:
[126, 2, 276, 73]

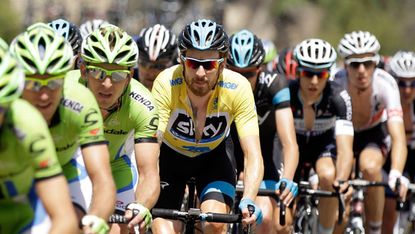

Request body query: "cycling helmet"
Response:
[294, 38, 337, 70]
[0, 43, 24, 106]
[338, 31, 380, 58]
[262, 39, 278, 64]
[228, 29, 265, 68]
[136, 24, 177, 61]
[48, 18, 82, 54]
[178, 19, 229, 55]
[276, 47, 297, 80]
[81, 24, 138, 67]
[389, 51, 415, 78]
[79, 19, 109, 39]
[10, 22, 74, 76]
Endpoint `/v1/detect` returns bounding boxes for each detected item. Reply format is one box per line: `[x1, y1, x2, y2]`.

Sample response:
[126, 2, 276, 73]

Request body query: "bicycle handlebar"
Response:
[151, 208, 242, 223]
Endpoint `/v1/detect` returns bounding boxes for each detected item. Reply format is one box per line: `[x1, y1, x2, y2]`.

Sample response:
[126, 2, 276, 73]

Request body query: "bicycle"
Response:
[342, 179, 388, 234]
[293, 181, 345, 234]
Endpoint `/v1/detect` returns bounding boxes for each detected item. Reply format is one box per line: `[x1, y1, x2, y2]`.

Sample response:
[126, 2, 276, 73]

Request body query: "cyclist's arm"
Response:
[240, 135, 264, 200]
[275, 107, 299, 180]
[388, 120, 407, 172]
[335, 134, 353, 181]
[81, 144, 116, 219]
[134, 142, 160, 208]
[36, 175, 78, 234]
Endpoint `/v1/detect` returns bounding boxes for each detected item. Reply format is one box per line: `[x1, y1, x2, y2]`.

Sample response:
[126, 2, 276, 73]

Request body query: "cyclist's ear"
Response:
[79, 62, 87, 80]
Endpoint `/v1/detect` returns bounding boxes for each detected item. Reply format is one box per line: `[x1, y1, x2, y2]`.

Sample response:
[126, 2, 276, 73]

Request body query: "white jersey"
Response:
[334, 68, 403, 131]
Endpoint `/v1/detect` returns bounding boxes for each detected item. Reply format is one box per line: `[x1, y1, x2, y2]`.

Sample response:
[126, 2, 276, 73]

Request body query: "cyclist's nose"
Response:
[102, 76, 113, 87]
[195, 66, 207, 77]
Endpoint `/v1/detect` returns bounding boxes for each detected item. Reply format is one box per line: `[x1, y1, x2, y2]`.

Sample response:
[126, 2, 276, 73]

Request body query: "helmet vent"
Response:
[49, 57, 60, 69]
[115, 51, 128, 61]
[38, 38, 46, 60]
[22, 55, 36, 69]
[92, 46, 106, 59]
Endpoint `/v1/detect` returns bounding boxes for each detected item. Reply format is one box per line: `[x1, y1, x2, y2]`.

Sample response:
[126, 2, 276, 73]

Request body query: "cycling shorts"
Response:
[154, 138, 236, 210]
[353, 122, 391, 158]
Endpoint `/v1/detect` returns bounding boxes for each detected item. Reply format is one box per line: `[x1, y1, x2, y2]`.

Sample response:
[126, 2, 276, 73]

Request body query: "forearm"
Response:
[281, 143, 298, 180]
[89, 174, 116, 219]
[135, 173, 161, 208]
[243, 151, 263, 200]
[390, 141, 407, 172]
[335, 136, 354, 181]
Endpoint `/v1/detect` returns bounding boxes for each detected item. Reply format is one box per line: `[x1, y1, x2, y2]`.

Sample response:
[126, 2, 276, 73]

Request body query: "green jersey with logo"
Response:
[0, 99, 62, 232]
[67, 70, 159, 161]
[50, 77, 107, 166]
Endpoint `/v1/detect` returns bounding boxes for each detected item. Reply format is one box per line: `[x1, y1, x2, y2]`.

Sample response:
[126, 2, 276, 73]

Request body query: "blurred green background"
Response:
[2, 0, 414, 55]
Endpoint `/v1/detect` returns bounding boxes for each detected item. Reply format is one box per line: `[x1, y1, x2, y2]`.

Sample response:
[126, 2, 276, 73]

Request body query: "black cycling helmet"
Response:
[276, 47, 298, 80]
[135, 24, 177, 61]
[227, 29, 265, 68]
[48, 18, 82, 54]
[178, 19, 229, 56]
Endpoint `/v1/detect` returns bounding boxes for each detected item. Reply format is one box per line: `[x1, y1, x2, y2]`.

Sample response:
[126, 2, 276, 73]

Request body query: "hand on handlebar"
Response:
[388, 169, 409, 201]
[125, 202, 152, 233]
[276, 178, 298, 205]
[238, 198, 263, 227]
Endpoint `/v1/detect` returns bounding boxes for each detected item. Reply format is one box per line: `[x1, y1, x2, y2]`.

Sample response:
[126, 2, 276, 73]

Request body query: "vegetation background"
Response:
[2, 0, 414, 56]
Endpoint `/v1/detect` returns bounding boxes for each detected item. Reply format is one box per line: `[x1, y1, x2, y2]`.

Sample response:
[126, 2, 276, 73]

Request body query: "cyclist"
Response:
[261, 39, 278, 72]
[151, 19, 264, 234]
[10, 23, 116, 234]
[226, 29, 299, 233]
[276, 47, 297, 80]
[335, 30, 407, 233]
[291, 38, 353, 234]
[382, 51, 415, 233]
[48, 18, 83, 68]
[134, 24, 178, 90]
[74, 24, 160, 234]
[79, 18, 109, 39]
[0, 37, 78, 234]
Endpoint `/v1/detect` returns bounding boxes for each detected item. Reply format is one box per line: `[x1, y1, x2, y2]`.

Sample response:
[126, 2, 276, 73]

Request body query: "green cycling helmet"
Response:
[10, 22, 74, 76]
[0, 42, 24, 106]
[262, 39, 277, 64]
[81, 24, 138, 67]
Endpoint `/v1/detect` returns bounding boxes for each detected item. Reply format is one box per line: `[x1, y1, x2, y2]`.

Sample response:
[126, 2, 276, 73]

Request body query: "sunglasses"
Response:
[345, 57, 378, 69]
[180, 55, 224, 71]
[299, 69, 330, 79]
[139, 60, 171, 70]
[25, 75, 65, 92]
[398, 80, 415, 88]
[86, 65, 131, 82]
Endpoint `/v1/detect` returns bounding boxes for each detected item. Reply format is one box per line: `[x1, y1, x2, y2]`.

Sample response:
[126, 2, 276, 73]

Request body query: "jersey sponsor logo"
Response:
[259, 72, 277, 87]
[29, 134, 47, 154]
[258, 110, 271, 125]
[84, 109, 99, 127]
[182, 145, 211, 153]
[339, 90, 352, 121]
[129, 91, 155, 111]
[61, 98, 84, 113]
[39, 159, 51, 169]
[218, 81, 238, 89]
[89, 128, 101, 135]
[105, 129, 129, 135]
[147, 117, 159, 131]
[169, 112, 228, 142]
[56, 141, 76, 152]
[170, 77, 183, 86]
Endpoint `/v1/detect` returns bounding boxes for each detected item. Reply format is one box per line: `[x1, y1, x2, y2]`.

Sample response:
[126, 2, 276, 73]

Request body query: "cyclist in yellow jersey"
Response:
[10, 23, 115, 234]
[151, 19, 264, 234]
[0, 38, 77, 234]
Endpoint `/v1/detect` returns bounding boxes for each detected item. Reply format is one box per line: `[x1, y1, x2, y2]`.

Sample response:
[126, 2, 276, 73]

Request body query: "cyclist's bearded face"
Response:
[182, 50, 223, 97]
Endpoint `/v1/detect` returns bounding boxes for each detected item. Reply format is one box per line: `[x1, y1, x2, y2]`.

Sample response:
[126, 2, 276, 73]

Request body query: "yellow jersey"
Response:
[152, 65, 259, 157]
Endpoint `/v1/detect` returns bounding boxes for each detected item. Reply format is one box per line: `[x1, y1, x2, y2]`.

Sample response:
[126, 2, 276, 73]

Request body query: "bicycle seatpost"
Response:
[279, 181, 286, 226]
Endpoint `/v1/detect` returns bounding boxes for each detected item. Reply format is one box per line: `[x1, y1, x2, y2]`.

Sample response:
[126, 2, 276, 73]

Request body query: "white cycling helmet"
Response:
[79, 19, 109, 39]
[390, 51, 415, 78]
[294, 38, 337, 70]
[338, 31, 380, 58]
[136, 24, 177, 61]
